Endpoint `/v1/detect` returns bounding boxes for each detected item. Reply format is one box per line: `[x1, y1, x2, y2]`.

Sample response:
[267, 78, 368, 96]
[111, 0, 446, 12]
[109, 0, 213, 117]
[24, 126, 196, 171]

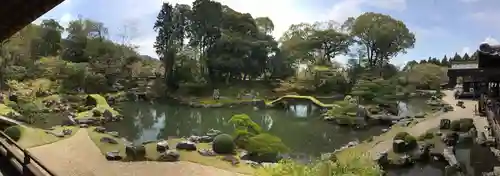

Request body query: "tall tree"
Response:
[307, 28, 352, 65]
[350, 12, 415, 68]
[452, 52, 461, 61]
[154, 3, 192, 89]
[255, 17, 274, 35]
[462, 53, 470, 60]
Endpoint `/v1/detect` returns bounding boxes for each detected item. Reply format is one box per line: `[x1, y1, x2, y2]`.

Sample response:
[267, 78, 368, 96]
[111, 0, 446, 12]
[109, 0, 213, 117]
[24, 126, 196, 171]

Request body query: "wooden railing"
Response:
[0, 131, 56, 176]
[484, 97, 500, 148]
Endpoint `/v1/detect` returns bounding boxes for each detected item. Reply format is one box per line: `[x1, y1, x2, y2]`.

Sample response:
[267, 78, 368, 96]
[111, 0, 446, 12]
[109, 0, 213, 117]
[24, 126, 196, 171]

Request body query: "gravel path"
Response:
[28, 129, 245, 176]
[368, 90, 477, 159]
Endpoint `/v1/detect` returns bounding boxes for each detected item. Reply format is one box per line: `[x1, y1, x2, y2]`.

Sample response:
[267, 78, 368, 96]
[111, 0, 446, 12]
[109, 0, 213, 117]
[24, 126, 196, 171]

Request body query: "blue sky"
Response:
[34, 0, 500, 66]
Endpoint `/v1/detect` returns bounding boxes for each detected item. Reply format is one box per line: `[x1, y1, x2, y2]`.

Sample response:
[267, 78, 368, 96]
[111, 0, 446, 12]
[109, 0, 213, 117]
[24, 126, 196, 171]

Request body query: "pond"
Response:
[104, 98, 430, 160]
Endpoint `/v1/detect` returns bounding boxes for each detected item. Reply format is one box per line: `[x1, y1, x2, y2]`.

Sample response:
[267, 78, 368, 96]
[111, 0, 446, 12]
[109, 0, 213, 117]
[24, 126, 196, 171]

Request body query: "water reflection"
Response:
[105, 102, 384, 156]
[287, 104, 317, 118]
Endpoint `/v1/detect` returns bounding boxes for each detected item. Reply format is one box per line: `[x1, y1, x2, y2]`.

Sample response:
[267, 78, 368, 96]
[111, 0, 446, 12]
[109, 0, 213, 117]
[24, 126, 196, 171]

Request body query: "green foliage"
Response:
[229, 114, 289, 156]
[418, 131, 434, 141]
[256, 156, 382, 176]
[229, 114, 262, 134]
[212, 134, 235, 154]
[450, 118, 474, 132]
[350, 12, 415, 68]
[406, 63, 448, 90]
[327, 100, 357, 118]
[351, 78, 402, 104]
[246, 133, 290, 155]
[4, 126, 22, 141]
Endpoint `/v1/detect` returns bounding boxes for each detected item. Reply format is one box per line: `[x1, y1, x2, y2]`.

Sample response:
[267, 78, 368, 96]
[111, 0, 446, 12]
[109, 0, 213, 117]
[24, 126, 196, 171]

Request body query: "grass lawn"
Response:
[76, 94, 120, 120]
[86, 127, 255, 174]
[16, 125, 79, 148]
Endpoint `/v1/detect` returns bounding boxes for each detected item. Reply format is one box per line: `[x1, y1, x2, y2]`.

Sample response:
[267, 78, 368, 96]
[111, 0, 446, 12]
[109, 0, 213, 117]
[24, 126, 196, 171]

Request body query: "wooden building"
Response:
[449, 43, 500, 147]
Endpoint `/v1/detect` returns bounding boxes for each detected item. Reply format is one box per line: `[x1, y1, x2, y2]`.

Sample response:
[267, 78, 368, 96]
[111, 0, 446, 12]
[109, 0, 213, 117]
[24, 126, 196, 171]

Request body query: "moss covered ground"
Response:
[15, 125, 79, 148]
[86, 127, 255, 174]
[0, 104, 19, 116]
[76, 94, 120, 120]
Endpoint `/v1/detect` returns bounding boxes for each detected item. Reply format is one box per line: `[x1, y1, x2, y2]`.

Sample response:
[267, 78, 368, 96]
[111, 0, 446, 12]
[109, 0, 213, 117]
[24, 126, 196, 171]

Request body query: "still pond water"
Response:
[105, 99, 430, 158]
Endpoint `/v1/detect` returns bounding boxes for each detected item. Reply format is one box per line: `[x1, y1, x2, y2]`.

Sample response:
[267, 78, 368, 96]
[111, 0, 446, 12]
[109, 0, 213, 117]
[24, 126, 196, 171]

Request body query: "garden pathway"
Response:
[368, 90, 477, 159]
[28, 129, 245, 176]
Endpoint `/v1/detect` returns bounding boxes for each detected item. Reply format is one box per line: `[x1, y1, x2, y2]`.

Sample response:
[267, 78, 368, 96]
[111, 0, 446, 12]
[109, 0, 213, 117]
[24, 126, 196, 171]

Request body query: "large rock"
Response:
[76, 118, 97, 125]
[392, 139, 406, 153]
[176, 141, 197, 151]
[439, 119, 451, 129]
[156, 140, 169, 152]
[105, 151, 122, 161]
[198, 149, 216, 156]
[45, 131, 65, 138]
[100, 137, 118, 144]
[62, 129, 72, 135]
[158, 150, 180, 162]
[8, 94, 18, 103]
[108, 131, 119, 137]
[442, 132, 459, 146]
[375, 151, 389, 166]
[222, 155, 240, 166]
[94, 126, 106, 133]
[103, 110, 113, 120]
[125, 145, 146, 161]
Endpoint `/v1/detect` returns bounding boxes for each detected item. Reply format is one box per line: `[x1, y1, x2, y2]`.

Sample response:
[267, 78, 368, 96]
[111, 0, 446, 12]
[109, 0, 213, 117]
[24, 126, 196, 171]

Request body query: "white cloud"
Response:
[484, 36, 499, 45]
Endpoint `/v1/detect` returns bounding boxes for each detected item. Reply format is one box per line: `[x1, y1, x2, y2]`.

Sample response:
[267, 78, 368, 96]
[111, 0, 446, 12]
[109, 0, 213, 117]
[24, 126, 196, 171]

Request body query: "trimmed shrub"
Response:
[4, 126, 22, 141]
[450, 118, 474, 132]
[418, 131, 434, 141]
[212, 134, 235, 154]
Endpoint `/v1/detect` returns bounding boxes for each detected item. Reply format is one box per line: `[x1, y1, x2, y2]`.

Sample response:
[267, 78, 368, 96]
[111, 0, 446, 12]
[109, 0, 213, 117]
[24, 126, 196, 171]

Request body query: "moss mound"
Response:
[4, 126, 21, 141]
[393, 132, 417, 153]
[212, 134, 235, 154]
[76, 94, 120, 120]
[450, 118, 474, 132]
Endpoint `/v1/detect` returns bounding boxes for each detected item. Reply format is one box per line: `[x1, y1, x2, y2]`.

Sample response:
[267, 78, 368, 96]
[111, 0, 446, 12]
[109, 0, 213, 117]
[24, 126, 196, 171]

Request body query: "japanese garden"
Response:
[0, 0, 492, 176]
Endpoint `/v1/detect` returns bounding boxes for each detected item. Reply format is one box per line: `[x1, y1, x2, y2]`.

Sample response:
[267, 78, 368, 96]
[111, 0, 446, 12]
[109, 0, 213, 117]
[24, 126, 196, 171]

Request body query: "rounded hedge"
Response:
[450, 118, 474, 132]
[4, 126, 22, 141]
[212, 134, 235, 154]
[393, 132, 410, 141]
